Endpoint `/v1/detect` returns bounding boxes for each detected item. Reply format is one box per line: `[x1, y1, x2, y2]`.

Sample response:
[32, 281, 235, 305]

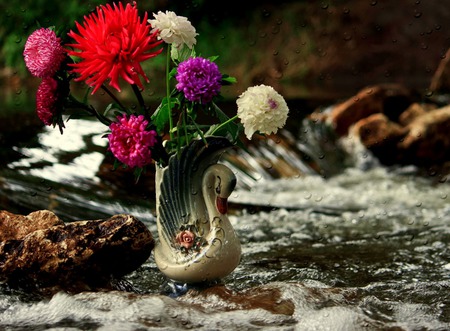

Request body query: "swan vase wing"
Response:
[154, 137, 241, 283]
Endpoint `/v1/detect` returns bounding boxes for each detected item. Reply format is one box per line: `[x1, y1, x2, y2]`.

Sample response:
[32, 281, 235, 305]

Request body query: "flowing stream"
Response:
[0, 117, 449, 330]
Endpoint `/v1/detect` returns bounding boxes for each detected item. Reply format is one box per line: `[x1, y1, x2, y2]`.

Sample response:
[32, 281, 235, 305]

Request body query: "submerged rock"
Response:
[0, 210, 154, 292]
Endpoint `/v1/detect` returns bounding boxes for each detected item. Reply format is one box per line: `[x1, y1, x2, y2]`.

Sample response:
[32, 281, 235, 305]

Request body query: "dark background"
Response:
[1, 0, 449, 102]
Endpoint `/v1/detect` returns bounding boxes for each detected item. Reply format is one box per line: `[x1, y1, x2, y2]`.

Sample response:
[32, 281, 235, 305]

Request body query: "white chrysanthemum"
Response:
[148, 11, 197, 49]
[237, 85, 289, 139]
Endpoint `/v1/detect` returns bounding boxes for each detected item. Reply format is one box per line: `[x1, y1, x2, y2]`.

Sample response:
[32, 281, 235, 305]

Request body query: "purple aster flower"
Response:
[175, 57, 222, 104]
[24, 28, 66, 78]
[36, 77, 59, 125]
[108, 114, 158, 168]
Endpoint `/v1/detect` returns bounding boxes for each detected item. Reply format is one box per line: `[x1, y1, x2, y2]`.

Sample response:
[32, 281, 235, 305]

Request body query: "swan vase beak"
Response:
[154, 137, 241, 284]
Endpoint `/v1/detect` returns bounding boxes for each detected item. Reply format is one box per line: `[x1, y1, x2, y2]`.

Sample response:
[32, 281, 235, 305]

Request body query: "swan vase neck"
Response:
[154, 138, 241, 284]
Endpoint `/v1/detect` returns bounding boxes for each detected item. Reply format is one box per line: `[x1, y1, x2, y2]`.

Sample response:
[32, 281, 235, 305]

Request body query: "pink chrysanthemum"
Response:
[23, 28, 66, 78]
[36, 77, 59, 125]
[108, 114, 158, 168]
[67, 2, 163, 94]
[175, 57, 222, 104]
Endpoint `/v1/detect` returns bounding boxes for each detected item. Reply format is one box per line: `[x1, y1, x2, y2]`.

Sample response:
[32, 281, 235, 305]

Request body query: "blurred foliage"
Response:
[0, 0, 303, 75]
[1, 0, 104, 73]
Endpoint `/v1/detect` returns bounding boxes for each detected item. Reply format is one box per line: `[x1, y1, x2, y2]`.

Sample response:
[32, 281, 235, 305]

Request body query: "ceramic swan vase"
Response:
[154, 137, 241, 284]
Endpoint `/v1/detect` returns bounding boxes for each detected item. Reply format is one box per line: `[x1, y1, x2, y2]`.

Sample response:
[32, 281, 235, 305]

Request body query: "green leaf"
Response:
[207, 103, 242, 142]
[221, 74, 237, 85]
[151, 97, 178, 133]
[133, 167, 144, 183]
[169, 67, 178, 79]
[103, 103, 122, 118]
[66, 111, 91, 120]
[208, 55, 219, 62]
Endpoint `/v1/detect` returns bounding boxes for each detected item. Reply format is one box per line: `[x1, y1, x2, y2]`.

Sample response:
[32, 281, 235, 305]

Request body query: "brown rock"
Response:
[316, 84, 416, 136]
[351, 113, 406, 149]
[0, 210, 63, 241]
[430, 48, 450, 94]
[181, 283, 296, 316]
[398, 102, 432, 126]
[0, 212, 154, 291]
[399, 105, 450, 165]
[350, 113, 407, 165]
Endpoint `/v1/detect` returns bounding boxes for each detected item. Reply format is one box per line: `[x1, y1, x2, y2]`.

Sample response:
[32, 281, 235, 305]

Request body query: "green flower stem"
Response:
[68, 95, 111, 126]
[166, 48, 174, 141]
[101, 85, 127, 111]
[189, 115, 208, 146]
[131, 84, 146, 114]
[210, 114, 239, 135]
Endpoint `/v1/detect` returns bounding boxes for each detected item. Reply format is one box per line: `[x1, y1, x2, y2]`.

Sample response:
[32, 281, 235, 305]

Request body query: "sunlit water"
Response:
[0, 119, 449, 330]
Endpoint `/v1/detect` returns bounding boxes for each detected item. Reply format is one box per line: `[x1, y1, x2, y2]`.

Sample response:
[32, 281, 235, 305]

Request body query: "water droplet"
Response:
[370, 0, 377, 5]
[424, 90, 433, 97]
[321, 2, 329, 10]
[414, 10, 422, 18]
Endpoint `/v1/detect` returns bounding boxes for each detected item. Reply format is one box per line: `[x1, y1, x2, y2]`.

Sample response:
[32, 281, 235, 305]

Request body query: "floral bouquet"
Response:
[23, 2, 289, 178]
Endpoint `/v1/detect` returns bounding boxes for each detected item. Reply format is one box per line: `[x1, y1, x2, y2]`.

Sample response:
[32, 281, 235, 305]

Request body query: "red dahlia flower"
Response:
[67, 2, 163, 94]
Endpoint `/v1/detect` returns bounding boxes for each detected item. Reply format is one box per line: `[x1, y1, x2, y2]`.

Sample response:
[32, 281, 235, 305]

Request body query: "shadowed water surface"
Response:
[0, 118, 449, 330]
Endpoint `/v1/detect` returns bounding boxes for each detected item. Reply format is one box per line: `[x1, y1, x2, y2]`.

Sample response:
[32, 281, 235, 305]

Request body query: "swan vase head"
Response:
[154, 138, 241, 284]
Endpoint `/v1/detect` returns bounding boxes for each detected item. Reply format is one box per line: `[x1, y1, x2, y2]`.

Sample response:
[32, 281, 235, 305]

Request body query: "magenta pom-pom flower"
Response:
[36, 77, 60, 125]
[108, 114, 158, 168]
[175, 57, 222, 104]
[23, 28, 66, 78]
